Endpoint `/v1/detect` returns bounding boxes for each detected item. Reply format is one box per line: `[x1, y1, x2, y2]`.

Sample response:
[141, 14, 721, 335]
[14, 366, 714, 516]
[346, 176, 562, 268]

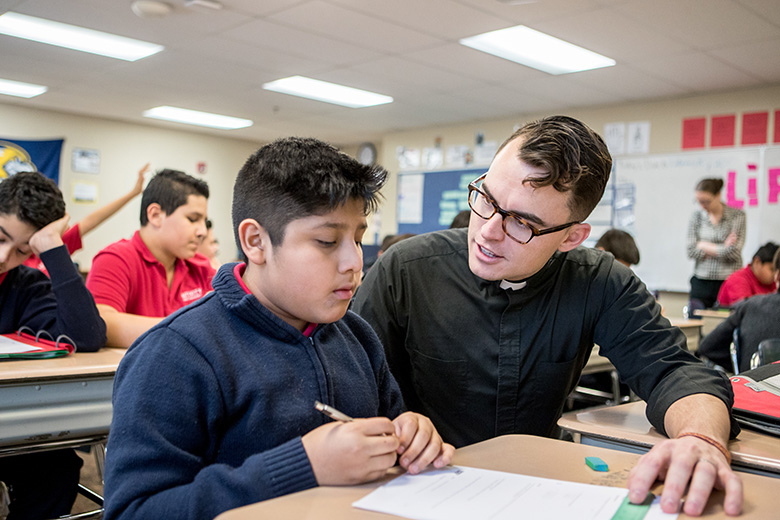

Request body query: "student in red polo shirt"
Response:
[717, 242, 778, 308]
[86, 169, 214, 347]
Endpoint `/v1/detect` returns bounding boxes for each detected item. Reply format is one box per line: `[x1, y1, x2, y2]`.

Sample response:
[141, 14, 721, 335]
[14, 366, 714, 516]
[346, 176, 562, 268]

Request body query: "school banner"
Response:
[0, 138, 64, 183]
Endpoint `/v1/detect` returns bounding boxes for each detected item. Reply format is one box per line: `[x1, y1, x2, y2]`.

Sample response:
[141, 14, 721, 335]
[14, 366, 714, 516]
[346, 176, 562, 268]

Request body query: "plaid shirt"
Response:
[686, 204, 746, 280]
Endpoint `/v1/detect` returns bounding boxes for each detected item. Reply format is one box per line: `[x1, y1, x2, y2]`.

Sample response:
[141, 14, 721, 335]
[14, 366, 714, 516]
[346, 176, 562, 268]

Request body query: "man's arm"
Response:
[627, 394, 742, 516]
[97, 304, 161, 347]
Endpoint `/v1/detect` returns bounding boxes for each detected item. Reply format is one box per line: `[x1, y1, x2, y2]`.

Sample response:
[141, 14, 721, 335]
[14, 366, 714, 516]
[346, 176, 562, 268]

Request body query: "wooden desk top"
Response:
[215, 434, 777, 519]
[559, 401, 780, 475]
[669, 318, 705, 330]
[0, 347, 126, 384]
[694, 309, 731, 319]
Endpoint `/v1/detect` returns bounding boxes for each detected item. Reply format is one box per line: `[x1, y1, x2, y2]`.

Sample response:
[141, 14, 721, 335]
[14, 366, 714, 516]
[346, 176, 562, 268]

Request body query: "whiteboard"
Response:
[613, 147, 780, 292]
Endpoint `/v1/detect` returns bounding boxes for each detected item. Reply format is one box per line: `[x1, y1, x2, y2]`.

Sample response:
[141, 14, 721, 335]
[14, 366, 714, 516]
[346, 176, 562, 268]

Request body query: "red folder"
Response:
[0, 327, 76, 359]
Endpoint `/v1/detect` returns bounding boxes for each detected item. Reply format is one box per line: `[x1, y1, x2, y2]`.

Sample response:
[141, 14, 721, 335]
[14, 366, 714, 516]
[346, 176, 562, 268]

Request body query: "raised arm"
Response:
[77, 163, 148, 236]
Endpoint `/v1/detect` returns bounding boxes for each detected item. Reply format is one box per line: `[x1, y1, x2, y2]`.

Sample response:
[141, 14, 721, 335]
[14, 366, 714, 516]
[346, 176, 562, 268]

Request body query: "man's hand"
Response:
[28, 213, 69, 257]
[627, 436, 742, 516]
[392, 412, 454, 474]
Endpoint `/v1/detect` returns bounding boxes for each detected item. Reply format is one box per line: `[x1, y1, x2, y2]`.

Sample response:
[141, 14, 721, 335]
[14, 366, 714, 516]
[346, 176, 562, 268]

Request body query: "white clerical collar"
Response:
[499, 279, 527, 291]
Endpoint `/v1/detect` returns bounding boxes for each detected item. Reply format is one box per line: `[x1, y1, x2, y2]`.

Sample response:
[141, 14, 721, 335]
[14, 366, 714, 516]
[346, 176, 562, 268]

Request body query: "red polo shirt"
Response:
[86, 230, 215, 317]
[22, 224, 83, 275]
[717, 265, 777, 307]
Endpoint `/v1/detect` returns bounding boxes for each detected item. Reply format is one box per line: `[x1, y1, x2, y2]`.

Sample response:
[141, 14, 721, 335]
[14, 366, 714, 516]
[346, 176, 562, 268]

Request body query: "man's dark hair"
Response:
[232, 137, 387, 247]
[496, 115, 612, 221]
[754, 242, 779, 264]
[595, 229, 640, 266]
[140, 169, 209, 226]
[0, 171, 65, 229]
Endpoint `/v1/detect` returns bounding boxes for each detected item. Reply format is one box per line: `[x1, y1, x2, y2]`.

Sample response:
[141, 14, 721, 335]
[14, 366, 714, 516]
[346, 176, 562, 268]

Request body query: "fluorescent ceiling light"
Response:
[0, 78, 47, 98]
[143, 106, 253, 130]
[460, 25, 615, 75]
[0, 12, 164, 61]
[263, 76, 393, 108]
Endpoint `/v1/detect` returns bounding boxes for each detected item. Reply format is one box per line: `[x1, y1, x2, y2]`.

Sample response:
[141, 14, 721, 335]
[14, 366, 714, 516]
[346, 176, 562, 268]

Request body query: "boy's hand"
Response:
[29, 214, 70, 257]
[302, 418, 399, 485]
[393, 412, 454, 474]
[132, 163, 150, 196]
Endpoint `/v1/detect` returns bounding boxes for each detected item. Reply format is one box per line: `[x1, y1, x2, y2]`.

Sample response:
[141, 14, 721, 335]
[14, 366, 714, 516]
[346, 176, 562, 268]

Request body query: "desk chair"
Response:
[729, 328, 742, 375]
[749, 338, 780, 370]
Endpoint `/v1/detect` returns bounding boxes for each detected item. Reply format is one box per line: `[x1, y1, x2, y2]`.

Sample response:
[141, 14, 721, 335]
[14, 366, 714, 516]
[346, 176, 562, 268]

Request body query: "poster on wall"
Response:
[0, 138, 64, 182]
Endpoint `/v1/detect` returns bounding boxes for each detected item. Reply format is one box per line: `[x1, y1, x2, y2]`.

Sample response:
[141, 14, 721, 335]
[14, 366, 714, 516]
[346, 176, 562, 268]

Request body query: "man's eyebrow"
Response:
[482, 182, 548, 227]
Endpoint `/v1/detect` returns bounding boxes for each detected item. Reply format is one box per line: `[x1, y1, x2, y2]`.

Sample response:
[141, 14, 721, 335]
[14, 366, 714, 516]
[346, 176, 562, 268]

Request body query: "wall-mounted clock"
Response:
[357, 142, 377, 165]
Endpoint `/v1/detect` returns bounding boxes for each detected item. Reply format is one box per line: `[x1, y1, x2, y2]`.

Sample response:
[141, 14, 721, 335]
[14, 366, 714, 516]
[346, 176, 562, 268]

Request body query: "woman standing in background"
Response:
[687, 178, 746, 310]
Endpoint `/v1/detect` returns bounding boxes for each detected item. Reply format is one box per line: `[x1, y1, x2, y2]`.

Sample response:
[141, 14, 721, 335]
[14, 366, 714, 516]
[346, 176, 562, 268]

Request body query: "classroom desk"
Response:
[558, 401, 780, 478]
[693, 309, 731, 336]
[215, 434, 778, 519]
[0, 347, 125, 456]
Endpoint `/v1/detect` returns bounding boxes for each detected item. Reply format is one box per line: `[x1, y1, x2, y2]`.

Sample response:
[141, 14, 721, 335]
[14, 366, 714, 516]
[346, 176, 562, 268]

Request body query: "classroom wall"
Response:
[0, 102, 261, 270]
[374, 84, 780, 244]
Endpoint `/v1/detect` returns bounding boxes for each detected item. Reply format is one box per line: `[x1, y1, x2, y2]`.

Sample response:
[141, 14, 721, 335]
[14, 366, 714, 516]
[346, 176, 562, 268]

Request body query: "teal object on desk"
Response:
[585, 456, 609, 472]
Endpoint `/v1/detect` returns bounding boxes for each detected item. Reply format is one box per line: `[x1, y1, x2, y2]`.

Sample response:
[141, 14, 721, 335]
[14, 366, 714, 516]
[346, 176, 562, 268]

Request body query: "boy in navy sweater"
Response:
[0, 171, 106, 519]
[104, 138, 453, 520]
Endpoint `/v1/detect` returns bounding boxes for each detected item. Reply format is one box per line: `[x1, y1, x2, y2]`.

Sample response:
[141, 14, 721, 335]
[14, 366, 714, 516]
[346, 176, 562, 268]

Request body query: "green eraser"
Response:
[585, 456, 609, 472]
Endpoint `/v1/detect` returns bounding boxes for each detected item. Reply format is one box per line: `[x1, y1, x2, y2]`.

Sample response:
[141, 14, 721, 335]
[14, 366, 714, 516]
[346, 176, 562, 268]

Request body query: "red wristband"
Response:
[677, 432, 731, 465]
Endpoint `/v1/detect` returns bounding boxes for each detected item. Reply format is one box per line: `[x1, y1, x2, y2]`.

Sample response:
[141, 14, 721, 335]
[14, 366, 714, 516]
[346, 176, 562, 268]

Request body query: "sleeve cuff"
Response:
[261, 437, 318, 498]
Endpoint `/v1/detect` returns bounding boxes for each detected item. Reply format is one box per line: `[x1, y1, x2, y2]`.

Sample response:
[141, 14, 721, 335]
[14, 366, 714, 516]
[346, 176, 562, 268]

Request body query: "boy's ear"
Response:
[146, 203, 164, 228]
[238, 218, 269, 265]
[558, 223, 591, 253]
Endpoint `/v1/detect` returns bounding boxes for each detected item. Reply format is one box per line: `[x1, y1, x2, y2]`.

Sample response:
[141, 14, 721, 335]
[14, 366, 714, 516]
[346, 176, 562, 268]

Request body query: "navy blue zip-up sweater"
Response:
[104, 263, 405, 520]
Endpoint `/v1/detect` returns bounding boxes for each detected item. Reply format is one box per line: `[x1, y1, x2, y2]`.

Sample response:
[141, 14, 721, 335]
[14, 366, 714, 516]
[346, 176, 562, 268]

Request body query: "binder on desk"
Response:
[730, 362, 780, 437]
[0, 327, 76, 359]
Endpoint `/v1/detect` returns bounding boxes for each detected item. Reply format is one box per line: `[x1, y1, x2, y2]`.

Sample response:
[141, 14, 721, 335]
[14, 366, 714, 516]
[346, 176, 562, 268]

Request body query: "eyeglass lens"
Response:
[469, 189, 532, 243]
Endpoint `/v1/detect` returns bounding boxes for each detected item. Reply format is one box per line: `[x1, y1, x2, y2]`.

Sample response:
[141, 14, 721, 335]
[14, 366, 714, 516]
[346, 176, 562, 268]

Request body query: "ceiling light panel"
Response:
[460, 25, 615, 75]
[0, 12, 164, 61]
[0, 78, 48, 98]
[143, 106, 253, 130]
[262, 76, 393, 108]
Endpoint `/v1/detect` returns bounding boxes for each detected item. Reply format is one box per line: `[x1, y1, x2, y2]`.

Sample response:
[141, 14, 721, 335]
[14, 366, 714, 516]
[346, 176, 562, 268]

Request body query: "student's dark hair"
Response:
[449, 209, 471, 229]
[380, 233, 415, 253]
[595, 229, 640, 266]
[496, 115, 612, 221]
[774, 248, 780, 273]
[232, 137, 387, 247]
[0, 171, 65, 229]
[140, 169, 209, 226]
[695, 178, 724, 195]
[754, 242, 779, 264]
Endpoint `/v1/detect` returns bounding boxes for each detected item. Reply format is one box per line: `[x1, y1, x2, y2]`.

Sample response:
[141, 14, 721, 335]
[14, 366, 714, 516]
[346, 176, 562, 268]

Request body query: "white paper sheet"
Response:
[0, 335, 41, 354]
[353, 466, 676, 520]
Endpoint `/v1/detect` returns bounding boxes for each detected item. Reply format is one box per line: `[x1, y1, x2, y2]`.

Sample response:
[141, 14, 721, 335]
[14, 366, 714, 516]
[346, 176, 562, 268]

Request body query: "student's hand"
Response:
[627, 436, 742, 516]
[28, 214, 70, 257]
[392, 412, 454, 474]
[302, 418, 399, 486]
[132, 163, 150, 196]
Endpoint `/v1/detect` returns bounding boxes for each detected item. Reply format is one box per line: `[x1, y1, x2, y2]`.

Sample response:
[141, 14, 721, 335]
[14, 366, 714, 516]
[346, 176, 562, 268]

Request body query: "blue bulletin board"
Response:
[396, 168, 486, 235]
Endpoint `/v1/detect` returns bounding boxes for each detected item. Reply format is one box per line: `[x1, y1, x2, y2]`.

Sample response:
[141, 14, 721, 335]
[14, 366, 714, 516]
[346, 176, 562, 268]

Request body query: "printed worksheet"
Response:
[353, 466, 676, 520]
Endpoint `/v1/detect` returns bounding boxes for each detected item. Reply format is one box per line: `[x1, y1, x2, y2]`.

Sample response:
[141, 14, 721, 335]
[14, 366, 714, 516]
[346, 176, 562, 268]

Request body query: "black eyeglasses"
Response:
[467, 173, 581, 244]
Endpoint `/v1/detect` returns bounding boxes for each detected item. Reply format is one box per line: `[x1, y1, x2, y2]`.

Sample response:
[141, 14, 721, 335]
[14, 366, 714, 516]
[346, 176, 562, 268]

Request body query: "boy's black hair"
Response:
[0, 171, 66, 229]
[232, 137, 387, 247]
[754, 242, 779, 264]
[140, 169, 209, 226]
